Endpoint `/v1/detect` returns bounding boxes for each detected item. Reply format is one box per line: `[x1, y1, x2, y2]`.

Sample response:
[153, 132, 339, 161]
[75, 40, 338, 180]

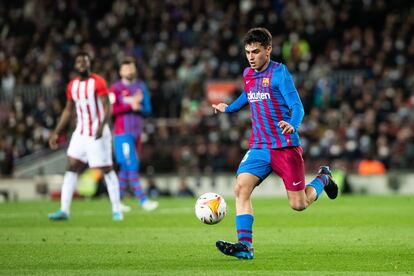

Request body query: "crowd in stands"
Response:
[1, 0, 414, 176]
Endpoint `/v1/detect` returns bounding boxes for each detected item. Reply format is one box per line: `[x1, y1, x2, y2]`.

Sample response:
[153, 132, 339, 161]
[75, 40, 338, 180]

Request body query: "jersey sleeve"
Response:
[278, 65, 304, 132]
[95, 75, 109, 96]
[224, 92, 248, 112]
[140, 82, 152, 116]
[66, 81, 73, 100]
[110, 84, 132, 116]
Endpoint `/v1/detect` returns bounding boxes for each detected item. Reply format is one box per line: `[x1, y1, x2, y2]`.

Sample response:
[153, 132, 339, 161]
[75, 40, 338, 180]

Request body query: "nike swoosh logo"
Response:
[293, 181, 302, 186]
[246, 80, 251, 84]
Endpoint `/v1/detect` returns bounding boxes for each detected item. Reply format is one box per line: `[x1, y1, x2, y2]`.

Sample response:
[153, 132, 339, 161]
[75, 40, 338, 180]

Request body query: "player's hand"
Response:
[131, 93, 143, 111]
[278, 120, 295, 134]
[48, 132, 59, 150]
[212, 103, 228, 113]
[95, 126, 104, 140]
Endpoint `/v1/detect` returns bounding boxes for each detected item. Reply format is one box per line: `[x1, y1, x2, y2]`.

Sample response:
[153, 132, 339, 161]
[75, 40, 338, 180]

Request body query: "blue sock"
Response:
[118, 170, 128, 199]
[306, 175, 328, 199]
[129, 171, 148, 204]
[236, 214, 254, 248]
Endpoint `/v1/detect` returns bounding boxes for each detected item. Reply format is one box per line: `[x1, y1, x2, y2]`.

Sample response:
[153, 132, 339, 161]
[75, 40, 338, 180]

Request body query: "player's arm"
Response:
[139, 83, 152, 116]
[96, 94, 111, 139]
[110, 86, 133, 116]
[130, 83, 152, 115]
[212, 92, 248, 113]
[95, 77, 111, 139]
[278, 65, 304, 134]
[49, 99, 74, 149]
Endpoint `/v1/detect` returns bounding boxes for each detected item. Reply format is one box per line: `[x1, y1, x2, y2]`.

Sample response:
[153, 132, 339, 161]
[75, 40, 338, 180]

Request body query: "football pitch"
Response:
[1, 195, 413, 275]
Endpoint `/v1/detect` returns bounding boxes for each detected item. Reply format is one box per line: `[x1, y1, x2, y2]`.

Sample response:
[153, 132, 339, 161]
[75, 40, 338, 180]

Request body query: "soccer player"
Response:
[48, 52, 123, 221]
[110, 57, 158, 211]
[212, 28, 338, 260]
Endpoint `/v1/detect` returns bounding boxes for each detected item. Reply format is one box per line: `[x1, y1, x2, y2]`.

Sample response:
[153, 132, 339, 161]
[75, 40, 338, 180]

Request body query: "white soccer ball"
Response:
[195, 192, 227, 225]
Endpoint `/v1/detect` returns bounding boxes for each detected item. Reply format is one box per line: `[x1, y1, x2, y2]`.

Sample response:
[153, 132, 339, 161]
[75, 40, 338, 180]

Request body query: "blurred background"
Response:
[1, 0, 413, 200]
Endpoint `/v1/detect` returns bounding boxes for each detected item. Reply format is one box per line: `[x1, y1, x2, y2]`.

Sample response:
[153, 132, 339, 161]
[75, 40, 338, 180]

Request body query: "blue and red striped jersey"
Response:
[225, 60, 304, 149]
[110, 80, 152, 138]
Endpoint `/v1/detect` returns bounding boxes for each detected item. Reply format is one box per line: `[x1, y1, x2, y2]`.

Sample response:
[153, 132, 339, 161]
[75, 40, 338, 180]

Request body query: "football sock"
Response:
[236, 214, 254, 248]
[118, 169, 128, 199]
[306, 175, 328, 199]
[60, 171, 78, 214]
[129, 170, 148, 204]
[104, 170, 121, 213]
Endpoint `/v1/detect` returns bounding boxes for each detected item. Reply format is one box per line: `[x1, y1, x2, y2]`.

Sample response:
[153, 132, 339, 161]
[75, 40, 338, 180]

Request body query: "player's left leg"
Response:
[100, 166, 123, 221]
[129, 135, 157, 211]
[286, 166, 338, 210]
[271, 147, 337, 211]
[117, 163, 132, 213]
[89, 128, 122, 220]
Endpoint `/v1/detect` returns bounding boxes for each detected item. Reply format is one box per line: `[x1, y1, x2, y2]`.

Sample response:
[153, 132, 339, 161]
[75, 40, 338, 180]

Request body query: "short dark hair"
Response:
[243, 28, 272, 47]
[74, 51, 91, 61]
[120, 56, 136, 67]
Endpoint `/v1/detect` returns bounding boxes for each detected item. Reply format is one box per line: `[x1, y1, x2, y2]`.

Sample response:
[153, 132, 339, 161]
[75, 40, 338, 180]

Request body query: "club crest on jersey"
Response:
[247, 91, 270, 103]
[262, 78, 270, 87]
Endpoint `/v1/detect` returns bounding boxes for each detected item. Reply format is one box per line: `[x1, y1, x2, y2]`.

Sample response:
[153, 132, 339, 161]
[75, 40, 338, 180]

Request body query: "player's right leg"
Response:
[114, 135, 133, 212]
[215, 240, 254, 260]
[114, 135, 130, 200]
[115, 134, 157, 211]
[216, 173, 258, 260]
[216, 149, 271, 260]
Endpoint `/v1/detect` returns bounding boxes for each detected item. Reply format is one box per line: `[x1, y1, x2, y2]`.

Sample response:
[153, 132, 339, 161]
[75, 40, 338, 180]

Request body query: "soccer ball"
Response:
[195, 192, 227, 225]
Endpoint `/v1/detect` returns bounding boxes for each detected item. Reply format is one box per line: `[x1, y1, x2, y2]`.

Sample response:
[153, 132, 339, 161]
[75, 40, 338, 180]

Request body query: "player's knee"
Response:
[233, 182, 242, 197]
[120, 162, 137, 172]
[290, 201, 307, 211]
[234, 182, 249, 198]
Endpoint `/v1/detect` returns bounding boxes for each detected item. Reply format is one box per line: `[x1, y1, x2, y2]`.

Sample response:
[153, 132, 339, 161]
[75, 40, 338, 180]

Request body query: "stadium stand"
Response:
[1, 0, 413, 176]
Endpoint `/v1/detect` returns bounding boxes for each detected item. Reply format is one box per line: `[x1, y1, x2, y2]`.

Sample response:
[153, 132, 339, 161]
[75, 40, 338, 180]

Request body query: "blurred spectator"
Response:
[1, 69, 15, 101]
[176, 178, 195, 198]
[146, 177, 171, 198]
[1, 0, 414, 175]
[0, 136, 14, 176]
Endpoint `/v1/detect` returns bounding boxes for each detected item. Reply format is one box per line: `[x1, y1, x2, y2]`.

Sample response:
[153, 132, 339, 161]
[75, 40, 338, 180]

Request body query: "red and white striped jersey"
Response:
[66, 73, 109, 137]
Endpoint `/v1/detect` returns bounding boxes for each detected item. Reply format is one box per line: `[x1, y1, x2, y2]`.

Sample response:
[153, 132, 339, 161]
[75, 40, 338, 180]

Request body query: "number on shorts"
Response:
[241, 150, 250, 163]
[122, 142, 130, 158]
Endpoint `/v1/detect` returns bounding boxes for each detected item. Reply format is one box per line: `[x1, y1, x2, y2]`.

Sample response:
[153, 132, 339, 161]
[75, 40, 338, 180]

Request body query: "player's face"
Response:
[120, 63, 137, 81]
[74, 55, 91, 74]
[245, 43, 272, 72]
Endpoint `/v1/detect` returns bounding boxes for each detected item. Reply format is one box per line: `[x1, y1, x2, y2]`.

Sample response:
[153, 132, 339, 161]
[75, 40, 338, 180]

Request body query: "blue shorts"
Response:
[237, 147, 305, 191]
[114, 134, 139, 170]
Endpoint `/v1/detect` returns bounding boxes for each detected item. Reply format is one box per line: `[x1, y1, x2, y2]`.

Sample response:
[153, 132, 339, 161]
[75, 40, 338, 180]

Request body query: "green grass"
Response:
[1, 195, 414, 275]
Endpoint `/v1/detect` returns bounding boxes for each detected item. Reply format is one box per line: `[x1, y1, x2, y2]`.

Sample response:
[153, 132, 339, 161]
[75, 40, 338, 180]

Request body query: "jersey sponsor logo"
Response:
[262, 78, 270, 87]
[247, 91, 270, 103]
